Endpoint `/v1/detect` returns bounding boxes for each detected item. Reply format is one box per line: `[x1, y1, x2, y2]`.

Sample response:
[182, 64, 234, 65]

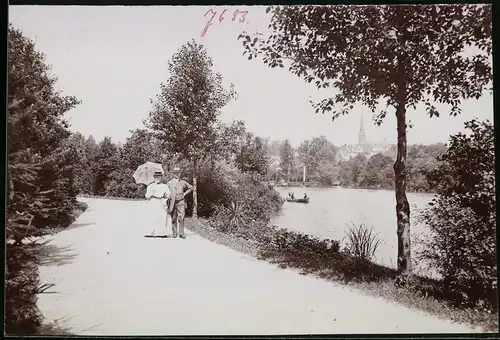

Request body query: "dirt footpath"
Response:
[37, 198, 480, 335]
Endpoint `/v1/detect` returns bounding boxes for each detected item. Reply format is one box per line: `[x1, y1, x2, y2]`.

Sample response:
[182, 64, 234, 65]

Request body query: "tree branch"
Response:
[8, 98, 25, 111]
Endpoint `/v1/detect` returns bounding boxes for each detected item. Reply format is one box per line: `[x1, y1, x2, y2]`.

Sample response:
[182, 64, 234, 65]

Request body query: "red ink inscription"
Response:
[219, 9, 227, 22]
[201, 9, 217, 37]
[232, 9, 248, 23]
[201, 8, 249, 37]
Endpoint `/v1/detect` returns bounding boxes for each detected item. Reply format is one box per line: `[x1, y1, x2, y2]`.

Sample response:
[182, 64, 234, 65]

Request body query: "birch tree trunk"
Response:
[394, 91, 411, 274]
[192, 158, 198, 218]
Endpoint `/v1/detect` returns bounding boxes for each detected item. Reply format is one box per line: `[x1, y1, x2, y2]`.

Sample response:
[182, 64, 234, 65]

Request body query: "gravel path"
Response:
[37, 198, 479, 335]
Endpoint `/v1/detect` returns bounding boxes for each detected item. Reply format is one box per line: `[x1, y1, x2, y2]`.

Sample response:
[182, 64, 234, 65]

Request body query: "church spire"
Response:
[358, 113, 366, 145]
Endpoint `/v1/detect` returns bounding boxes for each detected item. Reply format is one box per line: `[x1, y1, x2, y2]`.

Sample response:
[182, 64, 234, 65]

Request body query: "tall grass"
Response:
[344, 222, 381, 262]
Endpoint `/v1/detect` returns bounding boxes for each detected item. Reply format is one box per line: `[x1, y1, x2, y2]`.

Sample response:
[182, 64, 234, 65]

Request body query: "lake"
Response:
[272, 187, 436, 276]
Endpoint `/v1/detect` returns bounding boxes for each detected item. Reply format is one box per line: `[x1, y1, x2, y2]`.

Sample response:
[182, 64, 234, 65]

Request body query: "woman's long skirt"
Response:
[146, 198, 172, 237]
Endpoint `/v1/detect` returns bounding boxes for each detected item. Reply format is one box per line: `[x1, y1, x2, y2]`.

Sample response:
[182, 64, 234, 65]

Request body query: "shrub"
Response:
[5, 244, 42, 335]
[343, 222, 381, 263]
[267, 228, 340, 254]
[205, 161, 284, 226]
[194, 161, 236, 217]
[104, 168, 146, 199]
[8, 25, 83, 334]
[417, 119, 496, 309]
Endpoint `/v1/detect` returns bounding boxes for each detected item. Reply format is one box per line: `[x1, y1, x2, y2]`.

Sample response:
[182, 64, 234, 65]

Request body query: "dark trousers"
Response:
[171, 200, 185, 236]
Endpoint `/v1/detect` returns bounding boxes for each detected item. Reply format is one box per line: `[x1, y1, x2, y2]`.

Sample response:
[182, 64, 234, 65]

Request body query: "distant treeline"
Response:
[266, 136, 447, 192]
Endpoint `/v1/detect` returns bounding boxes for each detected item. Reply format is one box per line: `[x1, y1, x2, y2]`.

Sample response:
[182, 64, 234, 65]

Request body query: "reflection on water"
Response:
[272, 187, 435, 274]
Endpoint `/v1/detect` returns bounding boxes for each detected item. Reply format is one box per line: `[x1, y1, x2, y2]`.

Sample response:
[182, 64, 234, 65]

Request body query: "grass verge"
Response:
[185, 217, 498, 333]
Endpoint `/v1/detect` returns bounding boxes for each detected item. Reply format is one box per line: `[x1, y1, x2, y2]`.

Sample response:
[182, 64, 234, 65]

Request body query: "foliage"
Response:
[121, 129, 166, 170]
[209, 120, 247, 166]
[207, 170, 284, 236]
[406, 144, 448, 192]
[234, 132, 270, 176]
[279, 139, 295, 177]
[146, 39, 236, 163]
[316, 162, 339, 186]
[240, 5, 491, 120]
[212, 200, 250, 233]
[7, 24, 81, 334]
[268, 227, 341, 255]
[104, 168, 146, 199]
[195, 160, 239, 217]
[417, 119, 496, 309]
[239, 4, 492, 273]
[5, 244, 43, 335]
[257, 226, 393, 282]
[297, 136, 338, 180]
[266, 137, 446, 190]
[343, 222, 382, 263]
[146, 40, 237, 217]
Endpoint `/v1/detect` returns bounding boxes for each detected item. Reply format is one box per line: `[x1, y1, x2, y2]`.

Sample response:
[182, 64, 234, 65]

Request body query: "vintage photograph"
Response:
[6, 3, 496, 336]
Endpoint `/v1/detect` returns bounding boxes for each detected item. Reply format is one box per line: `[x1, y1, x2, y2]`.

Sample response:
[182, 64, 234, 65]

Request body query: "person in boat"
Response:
[303, 193, 308, 199]
[291, 192, 295, 200]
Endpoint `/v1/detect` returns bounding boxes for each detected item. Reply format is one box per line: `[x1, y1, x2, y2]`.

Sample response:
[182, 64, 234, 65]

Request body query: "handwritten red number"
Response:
[201, 9, 217, 37]
[232, 9, 248, 23]
[219, 9, 227, 23]
[202, 8, 248, 37]
[238, 10, 248, 23]
[232, 9, 239, 21]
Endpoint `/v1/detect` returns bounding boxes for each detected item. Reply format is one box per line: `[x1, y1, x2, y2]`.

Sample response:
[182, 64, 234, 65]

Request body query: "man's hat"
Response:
[172, 167, 181, 172]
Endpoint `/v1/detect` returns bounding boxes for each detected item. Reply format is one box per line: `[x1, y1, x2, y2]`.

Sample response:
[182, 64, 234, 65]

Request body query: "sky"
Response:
[10, 5, 494, 148]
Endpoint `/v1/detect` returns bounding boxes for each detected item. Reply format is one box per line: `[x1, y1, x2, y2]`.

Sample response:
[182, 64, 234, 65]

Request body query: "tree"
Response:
[7, 24, 81, 334]
[146, 40, 236, 218]
[359, 153, 393, 188]
[66, 132, 87, 194]
[279, 139, 294, 180]
[120, 129, 169, 171]
[235, 132, 269, 177]
[418, 119, 496, 307]
[239, 4, 492, 274]
[267, 139, 282, 158]
[297, 136, 338, 181]
[317, 162, 339, 186]
[209, 120, 247, 168]
[92, 137, 120, 195]
[349, 154, 368, 186]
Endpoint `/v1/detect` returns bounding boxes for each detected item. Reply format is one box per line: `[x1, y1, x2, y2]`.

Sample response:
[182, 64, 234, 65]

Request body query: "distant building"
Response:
[338, 114, 392, 161]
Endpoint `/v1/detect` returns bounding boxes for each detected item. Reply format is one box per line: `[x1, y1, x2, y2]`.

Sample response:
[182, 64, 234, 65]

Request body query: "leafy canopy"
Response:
[417, 119, 496, 307]
[239, 5, 492, 122]
[146, 40, 236, 162]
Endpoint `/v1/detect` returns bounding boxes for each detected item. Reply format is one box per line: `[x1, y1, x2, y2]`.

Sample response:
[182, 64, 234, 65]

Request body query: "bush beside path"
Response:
[36, 198, 482, 335]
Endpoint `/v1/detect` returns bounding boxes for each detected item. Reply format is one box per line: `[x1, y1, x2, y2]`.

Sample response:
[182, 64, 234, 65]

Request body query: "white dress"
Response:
[145, 182, 173, 237]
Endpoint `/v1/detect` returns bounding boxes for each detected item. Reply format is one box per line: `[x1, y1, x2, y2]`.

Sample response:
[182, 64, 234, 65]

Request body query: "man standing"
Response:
[167, 167, 193, 239]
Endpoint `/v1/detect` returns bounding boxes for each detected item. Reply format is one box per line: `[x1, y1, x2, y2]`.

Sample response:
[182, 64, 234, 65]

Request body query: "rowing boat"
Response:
[285, 197, 310, 204]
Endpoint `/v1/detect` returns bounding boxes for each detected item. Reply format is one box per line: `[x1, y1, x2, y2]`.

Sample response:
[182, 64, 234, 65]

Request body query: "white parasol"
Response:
[133, 162, 164, 186]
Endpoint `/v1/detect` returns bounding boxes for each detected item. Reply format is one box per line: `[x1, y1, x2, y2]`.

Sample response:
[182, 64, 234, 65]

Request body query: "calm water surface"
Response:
[272, 187, 435, 274]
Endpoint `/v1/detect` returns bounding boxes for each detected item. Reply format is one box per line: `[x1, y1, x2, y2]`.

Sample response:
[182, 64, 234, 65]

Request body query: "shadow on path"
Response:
[65, 222, 96, 231]
[35, 241, 78, 267]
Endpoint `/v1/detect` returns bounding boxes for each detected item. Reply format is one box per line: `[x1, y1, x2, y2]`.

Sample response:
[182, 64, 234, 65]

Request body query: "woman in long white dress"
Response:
[144, 171, 173, 237]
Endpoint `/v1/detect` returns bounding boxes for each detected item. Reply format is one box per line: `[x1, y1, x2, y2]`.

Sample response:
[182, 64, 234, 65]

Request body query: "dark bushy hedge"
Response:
[5, 244, 43, 335]
[417, 119, 497, 311]
[7, 25, 85, 335]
